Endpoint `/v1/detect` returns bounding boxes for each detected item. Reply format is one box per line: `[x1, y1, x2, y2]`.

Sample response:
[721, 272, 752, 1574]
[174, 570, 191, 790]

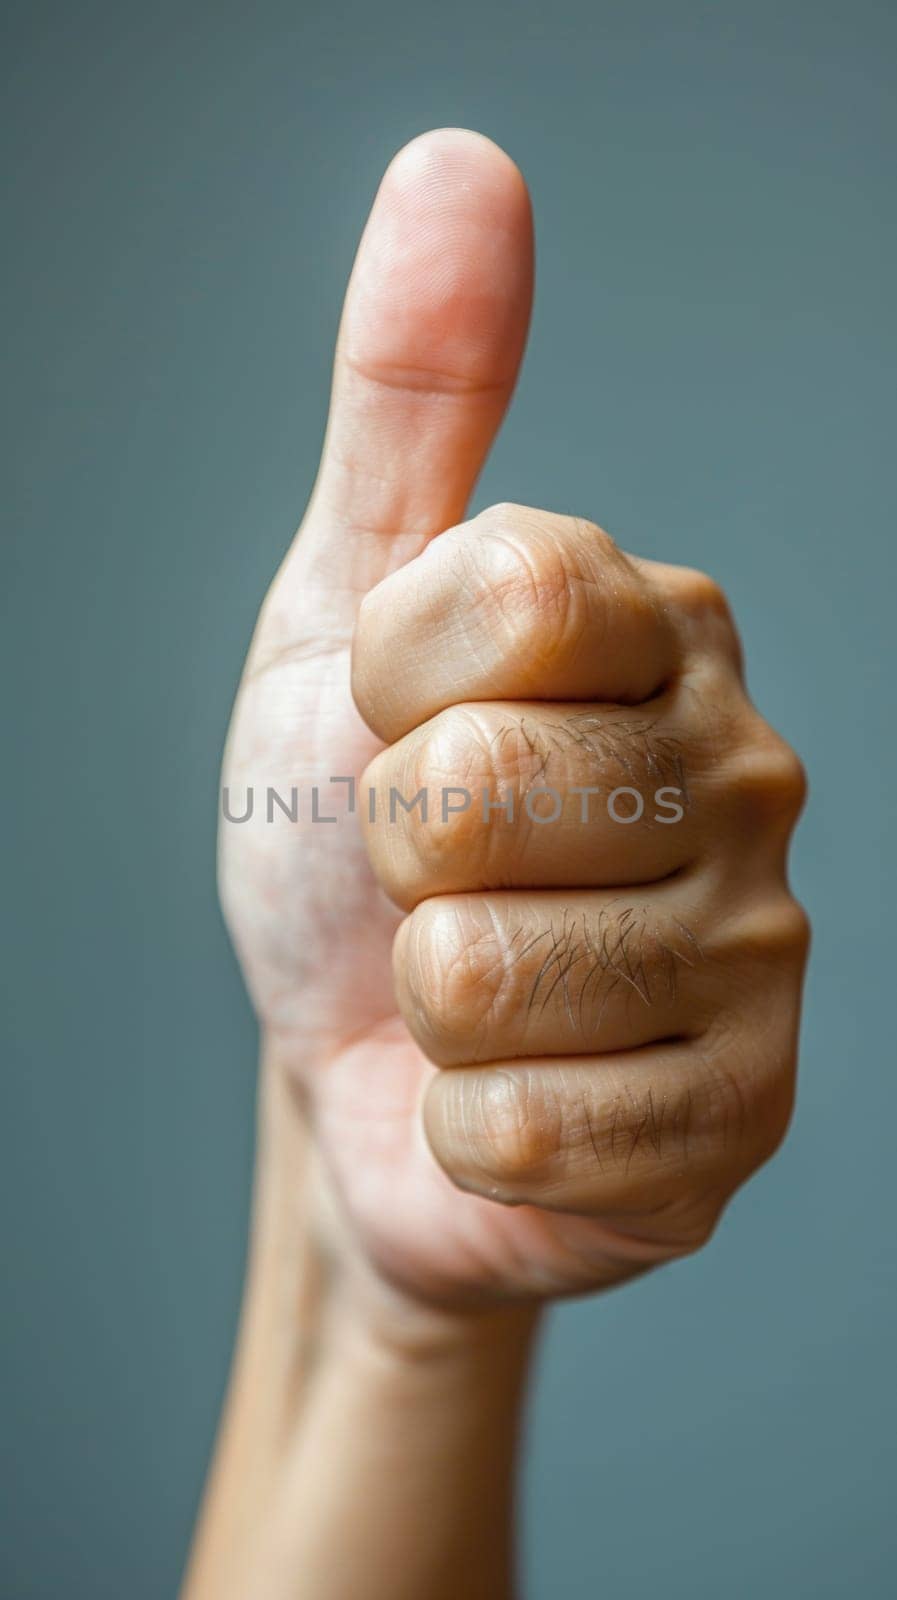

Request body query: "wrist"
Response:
[185, 1040, 539, 1600]
[259, 1030, 541, 1447]
[320, 1258, 542, 1403]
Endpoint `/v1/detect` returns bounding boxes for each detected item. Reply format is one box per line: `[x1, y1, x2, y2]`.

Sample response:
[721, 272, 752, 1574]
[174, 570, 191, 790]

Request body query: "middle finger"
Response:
[362, 695, 700, 906]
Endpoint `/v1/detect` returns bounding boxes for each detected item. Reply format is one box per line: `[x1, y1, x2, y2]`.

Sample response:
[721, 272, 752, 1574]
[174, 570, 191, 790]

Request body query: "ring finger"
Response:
[394, 883, 724, 1066]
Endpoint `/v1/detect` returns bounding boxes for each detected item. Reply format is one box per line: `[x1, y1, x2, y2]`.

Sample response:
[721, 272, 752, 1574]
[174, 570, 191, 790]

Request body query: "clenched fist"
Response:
[219, 129, 808, 1312]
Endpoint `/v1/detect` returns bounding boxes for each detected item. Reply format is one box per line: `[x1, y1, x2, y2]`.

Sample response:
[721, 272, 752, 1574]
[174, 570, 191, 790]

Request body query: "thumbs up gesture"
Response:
[219, 130, 808, 1311]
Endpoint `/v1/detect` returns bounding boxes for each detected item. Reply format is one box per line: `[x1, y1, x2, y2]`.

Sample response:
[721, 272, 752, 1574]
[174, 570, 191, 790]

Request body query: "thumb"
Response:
[299, 128, 534, 593]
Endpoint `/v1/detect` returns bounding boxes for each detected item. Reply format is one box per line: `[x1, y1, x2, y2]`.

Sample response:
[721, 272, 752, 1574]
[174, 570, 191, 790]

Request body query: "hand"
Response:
[219, 129, 808, 1313]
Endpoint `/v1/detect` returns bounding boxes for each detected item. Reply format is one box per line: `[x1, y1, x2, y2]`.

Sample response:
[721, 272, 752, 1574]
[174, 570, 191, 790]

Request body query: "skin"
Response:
[183, 129, 809, 1600]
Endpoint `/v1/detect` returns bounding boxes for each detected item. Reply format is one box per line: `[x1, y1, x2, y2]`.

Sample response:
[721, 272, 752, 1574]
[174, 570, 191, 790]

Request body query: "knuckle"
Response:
[765, 737, 808, 817]
[778, 894, 812, 961]
[459, 509, 644, 688]
[369, 705, 560, 897]
[666, 566, 743, 671]
[468, 518, 596, 673]
[406, 707, 495, 871]
[479, 531, 577, 642]
[475, 712, 557, 798]
[415, 705, 491, 789]
[409, 706, 557, 865]
[729, 719, 809, 826]
[701, 1024, 799, 1169]
[403, 901, 516, 1053]
[468, 1069, 564, 1189]
[680, 567, 732, 622]
[733, 894, 812, 966]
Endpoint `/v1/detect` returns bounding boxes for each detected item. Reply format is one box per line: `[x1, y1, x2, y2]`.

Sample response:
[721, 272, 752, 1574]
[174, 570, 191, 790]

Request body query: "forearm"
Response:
[182, 1048, 540, 1600]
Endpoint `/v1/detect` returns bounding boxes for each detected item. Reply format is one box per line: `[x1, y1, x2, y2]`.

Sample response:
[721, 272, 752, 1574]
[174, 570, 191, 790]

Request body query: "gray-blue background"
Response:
[3, 1, 894, 1594]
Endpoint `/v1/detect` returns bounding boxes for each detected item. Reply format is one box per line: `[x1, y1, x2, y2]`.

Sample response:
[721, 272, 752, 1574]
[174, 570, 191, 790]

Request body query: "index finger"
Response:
[351, 502, 678, 742]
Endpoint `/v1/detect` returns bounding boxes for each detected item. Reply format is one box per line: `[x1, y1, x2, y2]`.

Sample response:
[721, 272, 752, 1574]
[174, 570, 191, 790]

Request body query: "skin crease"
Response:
[185, 130, 809, 1600]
